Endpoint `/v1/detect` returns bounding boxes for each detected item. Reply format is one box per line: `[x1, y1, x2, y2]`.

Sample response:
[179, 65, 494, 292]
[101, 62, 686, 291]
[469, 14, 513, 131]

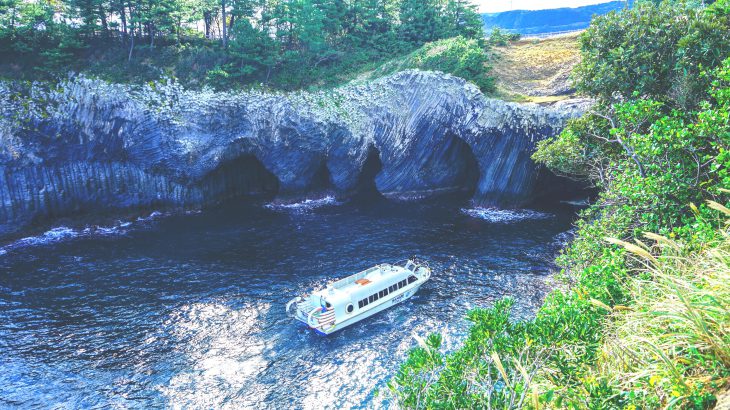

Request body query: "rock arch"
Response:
[199, 154, 279, 203]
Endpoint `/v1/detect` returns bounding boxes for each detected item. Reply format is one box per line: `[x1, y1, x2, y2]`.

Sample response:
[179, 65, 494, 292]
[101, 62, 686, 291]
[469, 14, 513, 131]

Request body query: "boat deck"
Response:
[325, 264, 405, 296]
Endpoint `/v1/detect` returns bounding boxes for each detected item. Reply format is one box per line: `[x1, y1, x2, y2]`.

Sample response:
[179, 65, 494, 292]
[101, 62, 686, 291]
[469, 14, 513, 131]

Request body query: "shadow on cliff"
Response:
[529, 169, 596, 207]
[200, 155, 280, 204]
[448, 135, 480, 199]
[349, 147, 385, 201]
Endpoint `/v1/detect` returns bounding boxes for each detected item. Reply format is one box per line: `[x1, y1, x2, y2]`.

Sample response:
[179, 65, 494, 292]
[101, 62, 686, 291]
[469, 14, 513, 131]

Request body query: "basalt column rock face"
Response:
[0, 70, 588, 236]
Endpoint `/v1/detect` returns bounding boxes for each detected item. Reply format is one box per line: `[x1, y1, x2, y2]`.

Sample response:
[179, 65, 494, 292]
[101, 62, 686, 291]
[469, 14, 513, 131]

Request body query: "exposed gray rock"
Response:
[0, 70, 588, 236]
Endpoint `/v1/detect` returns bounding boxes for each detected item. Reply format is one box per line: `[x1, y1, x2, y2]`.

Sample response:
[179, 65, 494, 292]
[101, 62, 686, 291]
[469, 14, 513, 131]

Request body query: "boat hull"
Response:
[307, 284, 423, 335]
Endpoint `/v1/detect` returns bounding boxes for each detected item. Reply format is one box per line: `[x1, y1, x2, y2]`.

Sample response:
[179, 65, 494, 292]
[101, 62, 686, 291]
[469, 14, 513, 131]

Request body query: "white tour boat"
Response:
[285, 259, 431, 335]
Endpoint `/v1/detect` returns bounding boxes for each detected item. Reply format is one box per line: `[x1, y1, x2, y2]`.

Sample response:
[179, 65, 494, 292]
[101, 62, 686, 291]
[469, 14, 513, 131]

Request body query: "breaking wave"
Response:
[0, 211, 169, 255]
[264, 196, 342, 213]
[461, 207, 554, 223]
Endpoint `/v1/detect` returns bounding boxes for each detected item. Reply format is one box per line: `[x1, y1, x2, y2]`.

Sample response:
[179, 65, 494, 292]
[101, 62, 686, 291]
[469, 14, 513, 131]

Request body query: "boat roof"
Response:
[312, 263, 413, 305]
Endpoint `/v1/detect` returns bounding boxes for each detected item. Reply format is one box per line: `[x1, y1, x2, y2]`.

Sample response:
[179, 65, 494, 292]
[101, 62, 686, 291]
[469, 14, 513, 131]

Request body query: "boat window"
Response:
[374, 293, 379, 301]
[363, 298, 369, 306]
[389, 285, 395, 292]
[358, 300, 363, 308]
[369, 295, 374, 303]
[346, 304, 354, 313]
[380, 290, 385, 297]
[408, 275, 417, 284]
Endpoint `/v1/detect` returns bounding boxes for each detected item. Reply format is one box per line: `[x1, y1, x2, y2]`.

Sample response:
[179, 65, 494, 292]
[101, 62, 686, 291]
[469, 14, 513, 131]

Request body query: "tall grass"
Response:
[597, 214, 730, 408]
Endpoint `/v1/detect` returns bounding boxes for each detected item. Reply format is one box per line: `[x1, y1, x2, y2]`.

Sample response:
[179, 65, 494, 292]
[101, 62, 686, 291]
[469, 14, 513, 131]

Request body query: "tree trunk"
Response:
[128, 26, 135, 61]
[221, 0, 228, 48]
[203, 11, 211, 38]
[98, 4, 108, 35]
[120, 1, 127, 44]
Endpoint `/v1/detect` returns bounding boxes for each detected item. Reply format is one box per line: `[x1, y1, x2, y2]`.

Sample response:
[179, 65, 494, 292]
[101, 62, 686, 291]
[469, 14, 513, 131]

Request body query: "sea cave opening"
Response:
[435, 134, 480, 200]
[351, 146, 384, 200]
[200, 154, 280, 204]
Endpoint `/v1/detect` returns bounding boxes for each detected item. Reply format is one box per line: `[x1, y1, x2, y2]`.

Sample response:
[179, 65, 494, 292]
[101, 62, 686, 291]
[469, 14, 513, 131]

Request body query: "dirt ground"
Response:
[491, 33, 582, 103]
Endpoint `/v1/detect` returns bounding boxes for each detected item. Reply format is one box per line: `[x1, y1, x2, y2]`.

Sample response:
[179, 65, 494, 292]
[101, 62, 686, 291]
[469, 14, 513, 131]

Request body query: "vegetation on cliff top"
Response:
[391, 1, 730, 408]
[0, 0, 494, 91]
[362, 36, 494, 93]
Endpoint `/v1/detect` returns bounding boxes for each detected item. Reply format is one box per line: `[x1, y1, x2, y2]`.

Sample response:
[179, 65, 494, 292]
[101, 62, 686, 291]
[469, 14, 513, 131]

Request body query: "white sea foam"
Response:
[461, 207, 553, 223]
[264, 196, 342, 213]
[12, 227, 81, 248]
[137, 210, 165, 222]
[0, 211, 167, 255]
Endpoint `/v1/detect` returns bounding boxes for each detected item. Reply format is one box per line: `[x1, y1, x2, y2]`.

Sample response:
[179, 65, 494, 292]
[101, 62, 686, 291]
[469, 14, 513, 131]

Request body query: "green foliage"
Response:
[370, 36, 494, 93]
[487, 27, 521, 47]
[0, 0, 491, 91]
[589, 225, 730, 409]
[574, 0, 730, 109]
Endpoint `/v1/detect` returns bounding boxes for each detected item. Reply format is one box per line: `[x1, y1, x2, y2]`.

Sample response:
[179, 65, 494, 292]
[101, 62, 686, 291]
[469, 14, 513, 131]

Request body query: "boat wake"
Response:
[264, 196, 342, 214]
[461, 207, 554, 223]
[0, 211, 169, 255]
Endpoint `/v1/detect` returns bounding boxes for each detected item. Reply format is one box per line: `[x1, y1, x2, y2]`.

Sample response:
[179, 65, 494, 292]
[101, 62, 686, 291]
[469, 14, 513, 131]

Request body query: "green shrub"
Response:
[574, 0, 730, 109]
[371, 36, 495, 93]
[488, 27, 521, 47]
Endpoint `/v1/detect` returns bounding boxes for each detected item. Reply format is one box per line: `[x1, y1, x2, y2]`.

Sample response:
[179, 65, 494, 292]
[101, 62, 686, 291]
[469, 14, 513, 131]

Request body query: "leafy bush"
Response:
[574, 0, 730, 109]
[371, 36, 495, 93]
[488, 27, 521, 47]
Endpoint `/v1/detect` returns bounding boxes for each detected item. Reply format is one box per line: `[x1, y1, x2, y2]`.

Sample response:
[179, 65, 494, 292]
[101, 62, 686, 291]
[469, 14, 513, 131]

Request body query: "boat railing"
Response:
[399, 258, 432, 281]
[394, 258, 429, 270]
[326, 258, 430, 289]
[328, 264, 382, 289]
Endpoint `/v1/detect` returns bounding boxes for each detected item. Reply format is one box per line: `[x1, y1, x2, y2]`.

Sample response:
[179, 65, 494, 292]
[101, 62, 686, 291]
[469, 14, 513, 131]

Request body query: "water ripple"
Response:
[0, 198, 575, 408]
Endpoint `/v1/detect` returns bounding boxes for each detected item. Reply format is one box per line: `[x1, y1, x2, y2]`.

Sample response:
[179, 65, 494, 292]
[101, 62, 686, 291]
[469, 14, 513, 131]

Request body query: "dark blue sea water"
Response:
[0, 197, 575, 409]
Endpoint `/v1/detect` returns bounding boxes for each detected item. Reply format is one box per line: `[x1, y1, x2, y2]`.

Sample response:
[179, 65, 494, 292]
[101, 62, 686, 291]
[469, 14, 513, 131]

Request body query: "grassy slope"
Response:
[354, 36, 494, 93]
[490, 33, 582, 103]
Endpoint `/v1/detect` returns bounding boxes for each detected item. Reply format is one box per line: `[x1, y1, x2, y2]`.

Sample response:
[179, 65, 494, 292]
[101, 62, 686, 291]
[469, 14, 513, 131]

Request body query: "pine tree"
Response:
[398, 0, 442, 45]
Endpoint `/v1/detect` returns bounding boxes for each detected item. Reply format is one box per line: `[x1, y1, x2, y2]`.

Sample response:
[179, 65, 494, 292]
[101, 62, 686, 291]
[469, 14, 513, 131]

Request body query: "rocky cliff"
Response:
[0, 70, 588, 236]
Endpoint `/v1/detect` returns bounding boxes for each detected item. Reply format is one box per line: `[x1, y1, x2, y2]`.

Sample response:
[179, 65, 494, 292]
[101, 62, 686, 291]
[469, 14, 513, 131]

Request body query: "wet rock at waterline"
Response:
[0, 70, 589, 235]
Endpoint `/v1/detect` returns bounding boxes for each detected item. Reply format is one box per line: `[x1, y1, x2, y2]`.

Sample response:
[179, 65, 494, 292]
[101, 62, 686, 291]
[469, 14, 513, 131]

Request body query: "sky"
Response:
[474, 0, 614, 13]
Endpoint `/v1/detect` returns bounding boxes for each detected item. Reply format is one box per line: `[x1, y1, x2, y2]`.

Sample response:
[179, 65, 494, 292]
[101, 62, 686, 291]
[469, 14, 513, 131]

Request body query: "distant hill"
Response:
[482, 1, 628, 35]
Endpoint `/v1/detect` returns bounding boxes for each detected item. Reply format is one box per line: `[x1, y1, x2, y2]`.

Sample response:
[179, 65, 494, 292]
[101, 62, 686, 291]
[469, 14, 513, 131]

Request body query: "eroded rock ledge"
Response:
[0, 70, 588, 236]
